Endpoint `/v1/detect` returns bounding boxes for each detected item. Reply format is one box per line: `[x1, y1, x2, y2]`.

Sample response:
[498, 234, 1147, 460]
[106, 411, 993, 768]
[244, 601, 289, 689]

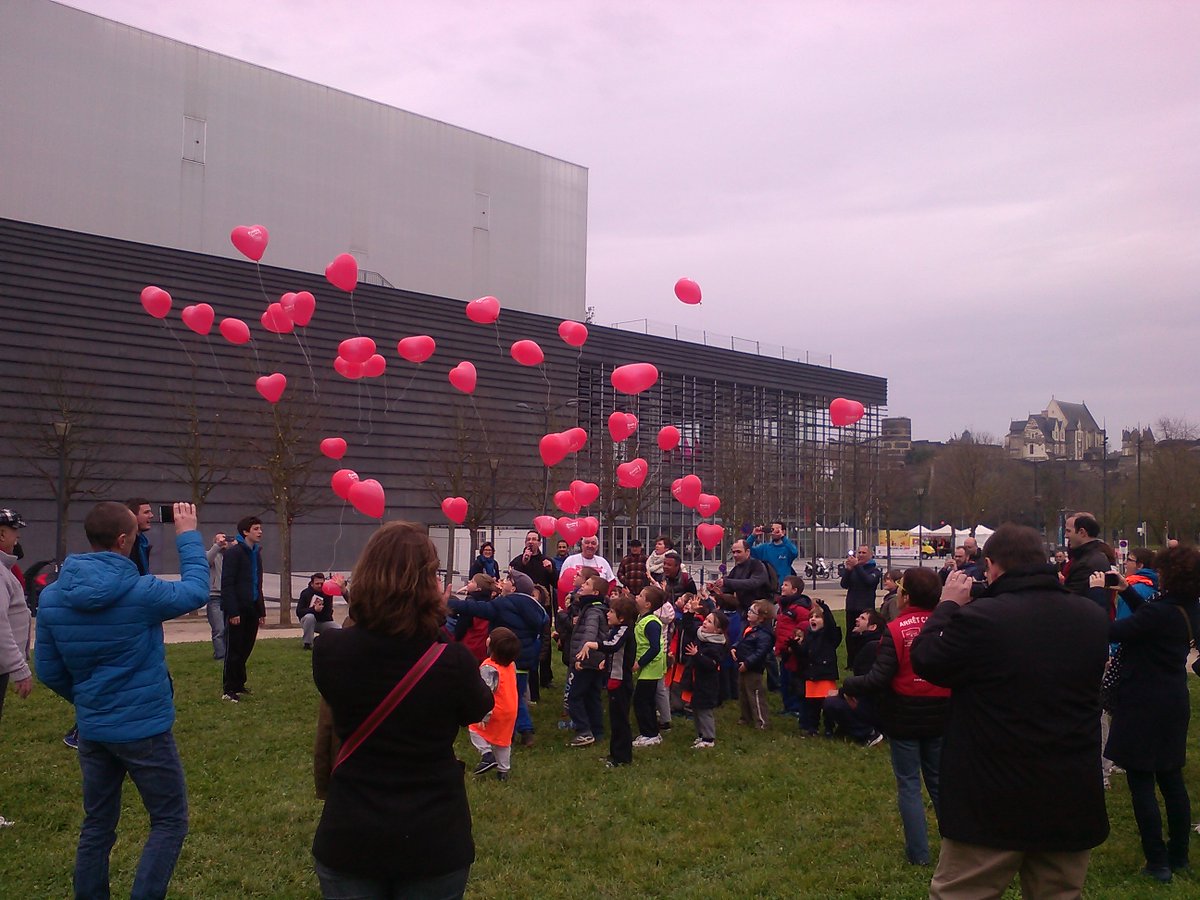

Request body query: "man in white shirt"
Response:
[562, 536, 617, 587]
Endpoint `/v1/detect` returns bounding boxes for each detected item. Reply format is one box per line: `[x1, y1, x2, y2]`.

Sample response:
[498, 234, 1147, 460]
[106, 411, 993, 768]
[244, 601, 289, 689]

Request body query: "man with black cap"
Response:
[1, 508, 33, 827]
[446, 569, 549, 747]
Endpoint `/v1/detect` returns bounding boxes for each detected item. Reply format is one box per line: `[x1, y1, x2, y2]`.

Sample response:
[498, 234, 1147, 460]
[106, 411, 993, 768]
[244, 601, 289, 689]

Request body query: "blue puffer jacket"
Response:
[447, 592, 548, 672]
[35, 531, 209, 742]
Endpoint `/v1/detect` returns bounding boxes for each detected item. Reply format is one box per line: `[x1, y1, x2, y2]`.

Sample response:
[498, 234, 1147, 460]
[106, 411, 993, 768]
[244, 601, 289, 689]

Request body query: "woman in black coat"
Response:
[312, 522, 493, 899]
[1104, 545, 1200, 883]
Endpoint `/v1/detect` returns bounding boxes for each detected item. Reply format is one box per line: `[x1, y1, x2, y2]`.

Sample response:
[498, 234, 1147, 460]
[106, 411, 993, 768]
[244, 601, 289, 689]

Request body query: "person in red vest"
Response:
[841, 567, 951, 866]
[467, 627, 520, 782]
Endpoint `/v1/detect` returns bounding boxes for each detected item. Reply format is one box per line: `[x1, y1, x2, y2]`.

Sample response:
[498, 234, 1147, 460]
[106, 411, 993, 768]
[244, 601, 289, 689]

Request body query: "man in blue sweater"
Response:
[749, 522, 799, 584]
[36, 500, 208, 900]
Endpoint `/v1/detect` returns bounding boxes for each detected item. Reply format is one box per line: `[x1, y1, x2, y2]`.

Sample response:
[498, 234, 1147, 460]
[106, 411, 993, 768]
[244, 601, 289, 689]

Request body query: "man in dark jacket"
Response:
[910, 524, 1109, 898]
[447, 570, 548, 747]
[1062, 512, 1112, 605]
[841, 545, 882, 661]
[711, 540, 771, 613]
[296, 573, 340, 650]
[220, 515, 265, 703]
[660, 551, 698, 605]
[509, 531, 555, 596]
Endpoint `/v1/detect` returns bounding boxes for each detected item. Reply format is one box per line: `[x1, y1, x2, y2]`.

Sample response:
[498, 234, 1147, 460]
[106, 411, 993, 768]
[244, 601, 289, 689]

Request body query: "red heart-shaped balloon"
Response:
[334, 356, 364, 380]
[230, 225, 269, 262]
[571, 480, 600, 507]
[331, 468, 359, 500]
[465, 296, 501, 324]
[579, 516, 599, 539]
[441, 496, 468, 525]
[362, 354, 386, 378]
[261, 303, 294, 334]
[320, 437, 347, 460]
[255, 372, 287, 404]
[616, 458, 648, 489]
[558, 320, 588, 347]
[540, 432, 571, 467]
[510, 339, 544, 367]
[181, 303, 214, 335]
[696, 523, 725, 551]
[657, 425, 681, 452]
[350, 479, 385, 518]
[677, 474, 702, 508]
[554, 490, 581, 514]
[282, 291, 315, 327]
[338, 336, 376, 364]
[325, 253, 358, 292]
[397, 335, 436, 364]
[448, 361, 477, 394]
[140, 286, 172, 319]
[557, 517, 584, 543]
[563, 428, 588, 453]
[219, 317, 251, 345]
[607, 411, 638, 442]
[557, 566, 579, 598]
[830, 397, 866, 427]
[611, 363, 659, 395]
[533, 515, 558, 538]
[696, 493, 722, 517]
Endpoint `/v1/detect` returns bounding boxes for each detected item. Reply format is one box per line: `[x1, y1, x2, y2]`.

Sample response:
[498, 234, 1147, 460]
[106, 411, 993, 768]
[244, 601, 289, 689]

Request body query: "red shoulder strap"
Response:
[331, 642, 446, 772]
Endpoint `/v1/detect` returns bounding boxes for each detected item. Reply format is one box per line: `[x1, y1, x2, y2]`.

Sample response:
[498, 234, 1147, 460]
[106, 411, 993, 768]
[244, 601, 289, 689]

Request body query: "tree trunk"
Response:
[276, 499, 293, 625]
[445, 524, 456, 587]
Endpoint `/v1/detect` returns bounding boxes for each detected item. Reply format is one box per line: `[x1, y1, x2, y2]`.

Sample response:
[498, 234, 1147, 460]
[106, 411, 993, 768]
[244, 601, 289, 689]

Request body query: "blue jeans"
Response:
[314, 859, 469, 899]
[206, 595, 225, 659]
[514, 671, 533, 736]
[890, 736, 942, 865]
[76, 731, 189, 900]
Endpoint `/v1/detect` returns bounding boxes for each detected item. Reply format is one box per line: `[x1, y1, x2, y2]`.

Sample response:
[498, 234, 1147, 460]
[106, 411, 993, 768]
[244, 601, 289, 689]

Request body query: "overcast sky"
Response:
[68, 0, 1200, 441]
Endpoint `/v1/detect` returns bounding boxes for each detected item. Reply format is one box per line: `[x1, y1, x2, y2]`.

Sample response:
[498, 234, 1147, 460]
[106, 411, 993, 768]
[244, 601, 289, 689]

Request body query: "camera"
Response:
[159, 504, 175, 524]
[1104, 571, 1120, 588]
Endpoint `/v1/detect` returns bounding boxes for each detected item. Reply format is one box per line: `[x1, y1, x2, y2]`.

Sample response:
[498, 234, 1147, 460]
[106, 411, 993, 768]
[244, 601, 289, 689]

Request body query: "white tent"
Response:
[906, 525, 934, 537]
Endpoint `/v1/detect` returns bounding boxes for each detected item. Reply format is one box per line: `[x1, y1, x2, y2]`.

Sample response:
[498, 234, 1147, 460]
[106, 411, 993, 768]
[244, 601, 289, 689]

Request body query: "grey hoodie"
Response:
[1, 548, 31, 682]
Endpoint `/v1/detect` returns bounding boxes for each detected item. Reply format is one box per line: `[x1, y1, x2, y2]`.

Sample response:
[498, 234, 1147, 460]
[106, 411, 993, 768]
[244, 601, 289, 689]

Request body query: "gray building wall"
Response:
[0, 0, 588, 318]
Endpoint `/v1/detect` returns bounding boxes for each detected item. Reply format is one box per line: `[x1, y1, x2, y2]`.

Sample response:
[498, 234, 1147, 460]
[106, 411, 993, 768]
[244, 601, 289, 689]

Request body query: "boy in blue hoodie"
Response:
[36, 501, 209, 900]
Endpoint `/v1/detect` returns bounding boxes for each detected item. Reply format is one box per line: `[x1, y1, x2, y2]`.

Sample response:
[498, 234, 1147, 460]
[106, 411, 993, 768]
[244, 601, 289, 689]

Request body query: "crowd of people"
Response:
[2, 501, 1200, 898]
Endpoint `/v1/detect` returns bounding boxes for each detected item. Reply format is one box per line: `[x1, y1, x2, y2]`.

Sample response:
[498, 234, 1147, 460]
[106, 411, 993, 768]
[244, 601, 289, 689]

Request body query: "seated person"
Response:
[296, 573, 340, 650]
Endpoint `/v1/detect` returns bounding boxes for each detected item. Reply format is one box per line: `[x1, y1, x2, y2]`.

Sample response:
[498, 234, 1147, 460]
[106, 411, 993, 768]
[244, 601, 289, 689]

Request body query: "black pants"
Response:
[539, 649, 554, 688]
[223, 614, 259, 695]
[1126, 767, 1192, 869]
[633, 679, 659, 738]
[607, 683, 633, 764]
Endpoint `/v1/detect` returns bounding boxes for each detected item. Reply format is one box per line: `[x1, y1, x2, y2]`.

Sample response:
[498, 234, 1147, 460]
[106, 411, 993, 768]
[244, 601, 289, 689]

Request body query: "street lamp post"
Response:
[54, 420, 71, 562]
[488, 457, 499, 547]
[916, 487, 926, 569]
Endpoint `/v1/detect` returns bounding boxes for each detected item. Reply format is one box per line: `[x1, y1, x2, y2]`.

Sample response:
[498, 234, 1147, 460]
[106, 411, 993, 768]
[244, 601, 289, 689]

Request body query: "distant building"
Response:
[1120, 426, 1155, 458]
[1005, 399, 1105, 461]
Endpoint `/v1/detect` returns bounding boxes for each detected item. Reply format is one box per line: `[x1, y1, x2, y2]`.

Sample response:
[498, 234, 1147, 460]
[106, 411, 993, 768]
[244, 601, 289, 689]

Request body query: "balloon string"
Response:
[254, 263, 272, 306]
[362, 381, 375, 441]
[161, 319, 199, 369]
[292, 331, 318, 400]
[349, 290, 359, 333]
[468, 395, 492, 456]
[327, 501, 347, 575]
[385, 368, 420, 413]
[206, 340, 233, 394]
[492, 322, 504, 359]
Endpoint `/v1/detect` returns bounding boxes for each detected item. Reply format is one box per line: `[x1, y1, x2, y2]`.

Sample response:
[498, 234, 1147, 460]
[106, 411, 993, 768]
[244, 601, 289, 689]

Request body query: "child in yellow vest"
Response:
[468, 627, 521, 782]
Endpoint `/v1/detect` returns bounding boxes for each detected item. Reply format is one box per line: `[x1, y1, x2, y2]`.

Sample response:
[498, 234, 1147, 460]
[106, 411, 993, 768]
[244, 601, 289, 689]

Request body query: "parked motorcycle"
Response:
[804, 557, 833, 579]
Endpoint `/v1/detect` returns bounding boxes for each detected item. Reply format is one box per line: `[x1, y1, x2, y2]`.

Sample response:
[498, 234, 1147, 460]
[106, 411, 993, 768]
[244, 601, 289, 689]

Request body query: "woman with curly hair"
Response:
[312, 522, 493, 899]
[1102, 544, 1200, 883]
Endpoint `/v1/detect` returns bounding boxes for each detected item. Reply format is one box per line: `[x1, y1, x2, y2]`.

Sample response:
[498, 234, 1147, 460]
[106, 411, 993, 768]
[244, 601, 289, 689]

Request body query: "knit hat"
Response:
[508, 570, 536, 595]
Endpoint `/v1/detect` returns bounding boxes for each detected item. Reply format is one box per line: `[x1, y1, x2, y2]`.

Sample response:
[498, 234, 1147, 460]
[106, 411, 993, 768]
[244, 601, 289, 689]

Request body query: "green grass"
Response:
[2, 640, 1199, 898]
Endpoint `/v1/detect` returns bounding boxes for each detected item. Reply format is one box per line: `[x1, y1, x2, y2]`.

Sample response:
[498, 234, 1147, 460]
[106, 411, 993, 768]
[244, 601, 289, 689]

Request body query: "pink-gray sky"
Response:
[65, 1, 1200, 441]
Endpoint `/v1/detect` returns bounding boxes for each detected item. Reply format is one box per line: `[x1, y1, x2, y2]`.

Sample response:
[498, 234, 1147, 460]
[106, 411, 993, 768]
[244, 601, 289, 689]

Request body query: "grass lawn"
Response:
[2, 639, 1198, 898]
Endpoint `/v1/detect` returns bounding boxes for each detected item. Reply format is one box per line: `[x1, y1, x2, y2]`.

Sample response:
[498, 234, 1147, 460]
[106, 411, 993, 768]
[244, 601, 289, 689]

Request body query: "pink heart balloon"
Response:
[540, 432, 571, 467]
[255, 372, 287, 404]
[696, 523, 725, 551]
[657, 425, 681, 452]
[331, 468, 359, 500]
[448, 361, 477, 394]
[334, 356, 364, 380]
[616, 458, 648, 489]
[558, 320, 588, 347]
[563, 427, 588, 453]
[320, 437, 347, 460]
[671, 478, 684, 501]
[349, 479, 386, 518]
[607, 411, 638, 442]
[219, 317, 251, 345]
[465, 296, 501, 324]
[362, 354, 386, 378]
[829, 397, 866, 427]
[611, 363, 659, 395]
[579, 516, 599, 539]
[696, 493, 722, 517]
[230, 225, 269, 262]
[554, 490, 581, 514]
[557, 565, 580, 598]
[282, 291, 315, 327]
[510, 339, 544, 367]
[140, 286, 172, 319]
[181, 303, 215, 335]
[571, 480, 600, 507]
[338, 336, 376, 364]
[557, 517, 584, 543]
[674, 277, 702, 305]
[533, 515, 558, 538]
[322, 581, 343, 597]
[441, 496, 468, 525]
[325, 253, 358, 292]
[261, 303, 294, 334]
[397, 335, 436, 364]
[677, 474, 702, 508]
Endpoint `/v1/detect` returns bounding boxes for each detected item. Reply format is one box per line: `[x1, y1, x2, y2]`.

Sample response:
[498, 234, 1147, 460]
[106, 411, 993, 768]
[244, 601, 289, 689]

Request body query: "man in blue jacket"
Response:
[749, 521, 799, 584]
[35, 500, 208, 900]
[220, 515, 265, 702]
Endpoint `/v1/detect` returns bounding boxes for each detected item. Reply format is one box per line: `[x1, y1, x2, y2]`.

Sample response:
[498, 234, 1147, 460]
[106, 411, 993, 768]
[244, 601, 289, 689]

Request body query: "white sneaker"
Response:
[692, 740, 715, 749]
[0, 816, 14, 828]
[631, 735, 650, 748]
[636, 734, 662, 747]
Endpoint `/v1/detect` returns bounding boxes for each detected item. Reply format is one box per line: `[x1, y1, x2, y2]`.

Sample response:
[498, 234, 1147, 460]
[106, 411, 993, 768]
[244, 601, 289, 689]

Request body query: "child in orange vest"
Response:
[468, 627, 521, 782]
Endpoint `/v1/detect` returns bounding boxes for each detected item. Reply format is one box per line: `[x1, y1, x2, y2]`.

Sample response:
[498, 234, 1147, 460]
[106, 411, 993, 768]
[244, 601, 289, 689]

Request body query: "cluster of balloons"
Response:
[539, 427, 588, 466]
[607, 411, 638, 442]
[331, 467, 385, 519]
[335, 336, 387, 380]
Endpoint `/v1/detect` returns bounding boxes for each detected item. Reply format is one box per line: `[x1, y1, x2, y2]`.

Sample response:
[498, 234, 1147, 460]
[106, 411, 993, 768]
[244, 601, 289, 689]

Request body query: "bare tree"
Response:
[932, 432, 1004, 532]
[162, 372, 232, 507]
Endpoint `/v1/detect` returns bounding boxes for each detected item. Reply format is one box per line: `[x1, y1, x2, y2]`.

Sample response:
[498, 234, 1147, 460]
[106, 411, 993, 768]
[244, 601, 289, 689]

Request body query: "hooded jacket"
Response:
[34, 531, 209, 742]
[1, 548, 31, 682]
[447, 589, 548, 673]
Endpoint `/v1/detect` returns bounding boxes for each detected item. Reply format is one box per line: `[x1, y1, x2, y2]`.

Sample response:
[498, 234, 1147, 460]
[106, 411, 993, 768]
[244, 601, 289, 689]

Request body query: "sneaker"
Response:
[604, 759, 627, 768]
[0, 816, 14, 828]
[692, 739, 715, 750]
[473, 754, 497, 776]
[864, 732, 885, 749]
[495, 770, 509, 782]
[63, 727, 79, 750]
[568, 734, 595, 747]
[221, 693, 239, 703]
[635, 734, 663, 747]
[1141, 865, 1172, 884]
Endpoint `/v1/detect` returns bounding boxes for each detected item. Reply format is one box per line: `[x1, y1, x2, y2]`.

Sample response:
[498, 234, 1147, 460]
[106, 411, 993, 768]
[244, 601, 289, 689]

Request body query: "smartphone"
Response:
[159, 504, 175, 524]
[1104, 571, 1120, 588]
